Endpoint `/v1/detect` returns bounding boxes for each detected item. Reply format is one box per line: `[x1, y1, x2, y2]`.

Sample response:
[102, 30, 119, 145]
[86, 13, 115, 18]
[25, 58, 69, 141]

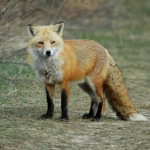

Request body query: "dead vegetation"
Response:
[0, 0, 125, 58]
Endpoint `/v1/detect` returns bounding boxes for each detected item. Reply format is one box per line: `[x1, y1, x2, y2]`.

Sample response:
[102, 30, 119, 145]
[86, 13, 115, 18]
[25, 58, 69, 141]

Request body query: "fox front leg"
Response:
[41, 84, 55, 119]
[60, 82, 69, 121]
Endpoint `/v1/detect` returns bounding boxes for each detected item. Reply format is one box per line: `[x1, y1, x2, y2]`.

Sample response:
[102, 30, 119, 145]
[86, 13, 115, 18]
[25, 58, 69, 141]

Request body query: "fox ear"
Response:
[53, 22, 64, 36]
[27, 24, 37, 37]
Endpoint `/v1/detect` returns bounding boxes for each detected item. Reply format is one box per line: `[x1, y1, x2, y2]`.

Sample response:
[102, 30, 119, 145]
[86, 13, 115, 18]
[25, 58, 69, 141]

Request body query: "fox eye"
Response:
[51, 41, 55, 44]
[38, 41, 43, 45]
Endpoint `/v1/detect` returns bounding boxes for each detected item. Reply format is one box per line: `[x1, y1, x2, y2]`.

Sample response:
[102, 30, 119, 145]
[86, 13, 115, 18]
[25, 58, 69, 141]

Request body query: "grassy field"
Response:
[1, 1, 150, 149]
[0, 27, 150, 150]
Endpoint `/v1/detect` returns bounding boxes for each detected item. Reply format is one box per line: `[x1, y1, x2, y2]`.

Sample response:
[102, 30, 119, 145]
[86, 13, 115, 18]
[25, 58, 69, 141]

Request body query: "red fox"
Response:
[27, 22, 148, 121]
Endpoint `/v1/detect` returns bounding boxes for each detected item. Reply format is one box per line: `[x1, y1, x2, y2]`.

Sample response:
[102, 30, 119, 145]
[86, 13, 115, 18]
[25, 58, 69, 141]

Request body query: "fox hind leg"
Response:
[82, 101, 94, 119]
[78, 82, 102, 120]
[93, 83, 106, 120]
[92, 101, 103, 121]
[96, 87, 105, 114]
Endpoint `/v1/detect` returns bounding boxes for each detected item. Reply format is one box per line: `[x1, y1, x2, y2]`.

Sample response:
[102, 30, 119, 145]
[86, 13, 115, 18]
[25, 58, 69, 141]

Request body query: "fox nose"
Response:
[46, 50, 51, 56]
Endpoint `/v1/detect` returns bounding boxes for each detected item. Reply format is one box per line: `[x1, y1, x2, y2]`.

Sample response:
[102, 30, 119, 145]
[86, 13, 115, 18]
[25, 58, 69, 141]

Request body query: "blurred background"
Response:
[1, 0, 149, 57]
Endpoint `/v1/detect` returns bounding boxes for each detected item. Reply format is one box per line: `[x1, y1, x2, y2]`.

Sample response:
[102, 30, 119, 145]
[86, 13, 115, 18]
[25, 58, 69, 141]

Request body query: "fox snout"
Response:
[46, 50, 51, 57]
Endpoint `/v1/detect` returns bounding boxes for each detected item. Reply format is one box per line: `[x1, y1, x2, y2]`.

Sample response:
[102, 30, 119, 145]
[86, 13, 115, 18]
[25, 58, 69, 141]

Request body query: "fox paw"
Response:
[40, 113, 53, 119]
[59, 116, 69, 121]
[92, 116, 102, 121]
[82, 113, 93, 119]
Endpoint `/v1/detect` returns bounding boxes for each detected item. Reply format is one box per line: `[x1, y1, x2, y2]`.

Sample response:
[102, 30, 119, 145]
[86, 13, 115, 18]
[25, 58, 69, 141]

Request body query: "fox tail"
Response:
[104, 63, 148, 121]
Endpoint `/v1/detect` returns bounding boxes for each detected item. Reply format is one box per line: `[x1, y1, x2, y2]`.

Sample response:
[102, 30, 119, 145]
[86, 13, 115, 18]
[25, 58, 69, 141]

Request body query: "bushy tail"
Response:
[104, 64, 148, 121]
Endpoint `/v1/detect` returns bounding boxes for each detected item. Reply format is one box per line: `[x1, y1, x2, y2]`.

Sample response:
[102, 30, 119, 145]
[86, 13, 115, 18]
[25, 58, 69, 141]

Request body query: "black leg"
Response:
[60, 89, 69, 120]
[41, 89, 54, 119]
[92, 102, 102, 121]
[82, 101, 94, 119]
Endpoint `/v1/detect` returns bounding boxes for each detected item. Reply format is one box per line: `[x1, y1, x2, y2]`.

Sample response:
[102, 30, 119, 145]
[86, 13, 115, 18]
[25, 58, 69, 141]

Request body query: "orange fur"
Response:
[104, 64, 137, 119]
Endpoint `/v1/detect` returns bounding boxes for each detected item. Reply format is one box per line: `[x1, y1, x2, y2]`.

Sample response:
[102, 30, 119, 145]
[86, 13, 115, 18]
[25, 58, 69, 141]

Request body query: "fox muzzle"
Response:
[46, 50, 51, 57]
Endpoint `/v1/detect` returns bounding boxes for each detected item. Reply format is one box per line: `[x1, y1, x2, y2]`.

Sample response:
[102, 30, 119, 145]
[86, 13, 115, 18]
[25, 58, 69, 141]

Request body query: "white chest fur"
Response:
[32, 56, 64, 84]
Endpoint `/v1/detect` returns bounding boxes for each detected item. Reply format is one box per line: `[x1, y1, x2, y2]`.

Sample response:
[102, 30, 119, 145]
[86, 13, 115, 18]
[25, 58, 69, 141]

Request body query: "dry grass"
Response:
[1, 27, 150, 149]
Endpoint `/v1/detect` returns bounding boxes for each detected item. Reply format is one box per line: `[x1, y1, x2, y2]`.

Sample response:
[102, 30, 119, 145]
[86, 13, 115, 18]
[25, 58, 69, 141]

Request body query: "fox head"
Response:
[27, 22, 64, 57]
